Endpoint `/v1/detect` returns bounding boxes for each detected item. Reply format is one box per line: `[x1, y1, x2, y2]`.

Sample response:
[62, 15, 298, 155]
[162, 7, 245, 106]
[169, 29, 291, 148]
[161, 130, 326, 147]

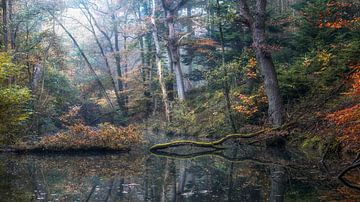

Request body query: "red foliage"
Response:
[194, 38, 219, 48]
[326, 64, 360, 151]
[318, 1, 359, 29]
[346, 64, 360, 96]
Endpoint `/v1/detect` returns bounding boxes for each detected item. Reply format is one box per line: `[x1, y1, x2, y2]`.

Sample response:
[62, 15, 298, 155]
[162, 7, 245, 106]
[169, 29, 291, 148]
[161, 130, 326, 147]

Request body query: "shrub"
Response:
[0, 52, 31, 143]
[29, 123, 142, 150]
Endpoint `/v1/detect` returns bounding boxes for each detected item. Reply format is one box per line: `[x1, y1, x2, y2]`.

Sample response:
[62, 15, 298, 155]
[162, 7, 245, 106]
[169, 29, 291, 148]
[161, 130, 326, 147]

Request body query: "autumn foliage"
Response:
[326, 64, 360, 151]
[29, 123, 142, 150]
[318, 1, 360, 29]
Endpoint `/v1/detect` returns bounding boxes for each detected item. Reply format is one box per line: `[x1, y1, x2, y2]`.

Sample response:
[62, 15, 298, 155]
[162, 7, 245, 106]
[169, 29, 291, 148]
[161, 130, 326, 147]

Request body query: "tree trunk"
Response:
[81, 4, 127, 114]
[162, 2, 186, 101]
[82, 7, 126, 115]
[251, 0, 284, 126]
[254, 48, 283, 126]
[238, 0, 284, 127]
[53, 16, 115, 109]
[166, 46, 175, 101]
[151, 0, 171, 122]
[269, 166, 286, 202]
[112, 13, 128, 115]
[184, 3, 194, 92]
[139, 35, 153, 117]
[8, 0, 14, 49]
[216, 0, 237, 133]
[2, 0, 7, 51]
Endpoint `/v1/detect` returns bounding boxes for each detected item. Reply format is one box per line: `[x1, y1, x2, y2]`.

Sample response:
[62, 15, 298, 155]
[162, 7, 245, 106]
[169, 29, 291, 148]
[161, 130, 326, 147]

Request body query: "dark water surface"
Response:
[0, 145, 359, 201]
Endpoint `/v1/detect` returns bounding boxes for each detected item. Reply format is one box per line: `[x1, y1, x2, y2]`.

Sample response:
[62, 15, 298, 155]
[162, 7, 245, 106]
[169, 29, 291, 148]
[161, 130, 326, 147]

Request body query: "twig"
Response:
[86, 184, 97, 202]
[338, 154, 360, 191]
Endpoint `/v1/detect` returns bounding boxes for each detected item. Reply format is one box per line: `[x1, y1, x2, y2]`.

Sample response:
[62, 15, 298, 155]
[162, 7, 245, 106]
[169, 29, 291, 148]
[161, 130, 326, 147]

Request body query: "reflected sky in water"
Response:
[0, 145, 359, 201]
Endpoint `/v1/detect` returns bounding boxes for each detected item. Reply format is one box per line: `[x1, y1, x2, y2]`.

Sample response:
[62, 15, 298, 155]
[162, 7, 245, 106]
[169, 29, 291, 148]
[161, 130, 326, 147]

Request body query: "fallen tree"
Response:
[150, 122, 293, 152]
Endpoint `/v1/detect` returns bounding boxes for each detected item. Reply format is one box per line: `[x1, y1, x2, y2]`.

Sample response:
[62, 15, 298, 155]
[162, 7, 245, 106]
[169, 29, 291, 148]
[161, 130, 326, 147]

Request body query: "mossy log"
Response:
[150, 123, 293, 152]
[150, 133, 259, 151]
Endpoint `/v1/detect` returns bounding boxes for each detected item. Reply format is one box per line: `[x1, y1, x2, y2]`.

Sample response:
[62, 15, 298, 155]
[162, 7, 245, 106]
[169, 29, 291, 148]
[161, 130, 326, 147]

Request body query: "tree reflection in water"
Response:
[0, 145, 358, 201]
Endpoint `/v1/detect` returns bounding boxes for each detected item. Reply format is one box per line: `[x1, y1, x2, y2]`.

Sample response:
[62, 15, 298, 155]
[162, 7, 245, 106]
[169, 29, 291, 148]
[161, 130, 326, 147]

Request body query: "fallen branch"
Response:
[338, 154, 360, 191]
[150, 122, 294, 152]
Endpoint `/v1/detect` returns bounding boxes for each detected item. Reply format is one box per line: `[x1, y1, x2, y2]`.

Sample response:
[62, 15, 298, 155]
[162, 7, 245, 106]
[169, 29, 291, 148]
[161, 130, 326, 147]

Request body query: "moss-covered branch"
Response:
[150, 123, 293, 152]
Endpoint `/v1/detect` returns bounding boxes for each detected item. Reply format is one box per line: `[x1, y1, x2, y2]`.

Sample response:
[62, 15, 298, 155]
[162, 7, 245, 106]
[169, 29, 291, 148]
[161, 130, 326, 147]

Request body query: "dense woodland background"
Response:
[0, 0, 358, 154]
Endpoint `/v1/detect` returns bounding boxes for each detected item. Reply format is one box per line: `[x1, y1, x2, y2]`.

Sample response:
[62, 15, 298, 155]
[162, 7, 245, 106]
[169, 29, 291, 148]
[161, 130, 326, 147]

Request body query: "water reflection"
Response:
[0, 145, 357, 201]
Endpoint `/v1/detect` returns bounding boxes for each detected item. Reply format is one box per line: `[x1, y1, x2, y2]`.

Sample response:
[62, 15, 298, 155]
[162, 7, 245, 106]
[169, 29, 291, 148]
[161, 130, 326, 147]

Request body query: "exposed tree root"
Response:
[150, 123, 293, 152]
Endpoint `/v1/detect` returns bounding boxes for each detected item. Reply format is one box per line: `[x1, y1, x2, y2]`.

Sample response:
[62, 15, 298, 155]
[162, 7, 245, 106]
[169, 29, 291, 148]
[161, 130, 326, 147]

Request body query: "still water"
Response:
[0, 145, 359, 201]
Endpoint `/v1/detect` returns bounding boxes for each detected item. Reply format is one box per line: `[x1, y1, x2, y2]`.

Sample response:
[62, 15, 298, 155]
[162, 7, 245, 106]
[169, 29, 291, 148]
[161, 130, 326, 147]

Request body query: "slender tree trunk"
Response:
[166, 46, 175, 101]
[2, 0, 7, 51]
[123, 35, 129, 105]
[81, 4, 127, 114]
[139, 36, 146, 82]
[53, 16, 115, 109]
[139, 35, 153, 117]
[186, 4, 194, 74]
[112, 13, 128, 115]
[151, 0, 171, 122]
[8, 0, 14, 49]
[82, 9, 125, 115]
[216, 0, 237, 133]
[162, 3, 186, 101]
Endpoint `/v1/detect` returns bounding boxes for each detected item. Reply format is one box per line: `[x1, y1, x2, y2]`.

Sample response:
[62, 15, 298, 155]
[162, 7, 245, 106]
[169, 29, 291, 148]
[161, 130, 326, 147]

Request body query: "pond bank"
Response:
[0, 146, 131, 155]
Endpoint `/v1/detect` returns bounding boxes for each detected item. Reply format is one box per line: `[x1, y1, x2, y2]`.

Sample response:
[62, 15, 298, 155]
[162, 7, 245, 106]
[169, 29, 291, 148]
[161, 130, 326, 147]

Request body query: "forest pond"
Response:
[0, 145, 359, 201]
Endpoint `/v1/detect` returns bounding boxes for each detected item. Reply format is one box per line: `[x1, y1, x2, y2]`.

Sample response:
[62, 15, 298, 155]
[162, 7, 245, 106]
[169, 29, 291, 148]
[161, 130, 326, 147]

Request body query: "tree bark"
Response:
[138, 1, 154, 117]
[252, 0, 284, 126]
[2, 0, 7, 51]
[161, 0, 187, 101]
[238, 0, 284, 127]
[186, 4, 194, 75]
[151, 0, 171, 122]
[216, 0, 237, 133]
[8, 0, 14, 49]
[112, 13, 128, 115]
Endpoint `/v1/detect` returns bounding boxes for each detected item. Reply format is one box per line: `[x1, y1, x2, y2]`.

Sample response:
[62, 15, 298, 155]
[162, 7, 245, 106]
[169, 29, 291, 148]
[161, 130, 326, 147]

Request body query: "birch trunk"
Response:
[161, 0, 187, 101]
[151, 0, 171, 122]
